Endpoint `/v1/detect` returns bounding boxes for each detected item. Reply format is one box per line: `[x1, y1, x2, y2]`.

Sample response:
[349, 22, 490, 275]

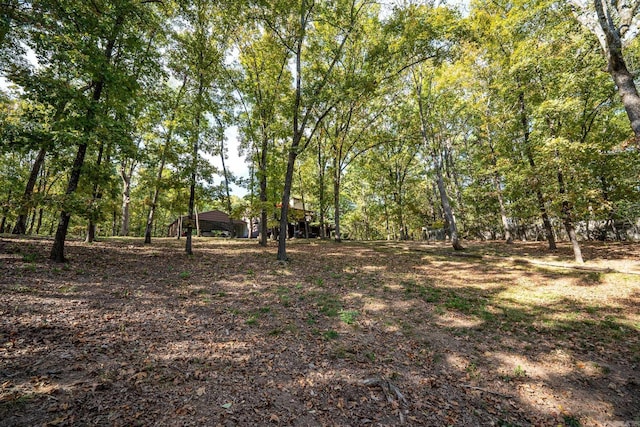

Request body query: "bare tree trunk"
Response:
[558, 168, 584, 263]
[120, 175, 131, 236]
[317, 142, 326, 239]
[186, 74, 204, 255]
[333, 158, 341, 243]
[593, 0, 640, 141]
[495, 173, 512, 243]
[435, 160, 463, 250]
[278, 144, 298, 260]
[13, 148, 46, 234]
[519, 91, 557, 250]
[218, 122, 235, 238]
[119, 160, 135, 236]
[298, 167, 309, 238]
[195, 205, 201, 237]
[487, 131, 512, 243]
[0, 190, 9, 233]
[85, 141, 107, 244]
[51, 142, 89, 262]
[145, 76, 187, 244]
[35, 208, 44, 235]
[27, 208, 36, 234]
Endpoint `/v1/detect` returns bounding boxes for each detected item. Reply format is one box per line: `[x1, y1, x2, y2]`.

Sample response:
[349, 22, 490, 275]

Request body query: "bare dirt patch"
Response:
[1, 237, 638, 426]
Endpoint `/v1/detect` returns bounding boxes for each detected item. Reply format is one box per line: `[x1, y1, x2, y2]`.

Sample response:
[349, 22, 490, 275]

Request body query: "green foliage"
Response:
[0, 0, 638, 247]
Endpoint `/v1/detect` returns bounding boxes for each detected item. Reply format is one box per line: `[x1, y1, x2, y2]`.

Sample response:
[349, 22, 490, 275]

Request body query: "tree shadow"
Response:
[1, 237, 638, 426]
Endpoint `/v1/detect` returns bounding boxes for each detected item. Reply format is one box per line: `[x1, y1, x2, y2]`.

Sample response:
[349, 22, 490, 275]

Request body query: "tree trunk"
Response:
[591, 0, 640, 141]
[557, 168, 584, 263]
[145, 76, 187, 244]
[219, 126, 235, 238]
[435, 161, 463, 250]
[609, 61, 640, 141]
[51, 142, 89, 262]
[298, 167, 309, 238]
[494, 173, 512, 243]
[519, 91, 557, 250]
[27, 208, 36, 234]
[318, 143, 326, 239]
[195, 205, 201, 237]
[13, 148, 46, 234]
[0, 190, 8, 233]
[277, 141, 299, 261]
[61, 13, 125, 253]
[120, 163, 133, 236]
[333, 158, 341, 243]
[85, 141, 106, 244]
[186, 75, 204, 255]
[35, 208, 43, 235]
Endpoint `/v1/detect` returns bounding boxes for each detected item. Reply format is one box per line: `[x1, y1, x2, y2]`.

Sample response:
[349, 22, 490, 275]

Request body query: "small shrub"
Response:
[514, 365, 526, 378]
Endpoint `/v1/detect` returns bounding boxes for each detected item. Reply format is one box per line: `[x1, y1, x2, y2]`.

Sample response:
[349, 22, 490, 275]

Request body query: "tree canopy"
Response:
[1, 0, 639, 261]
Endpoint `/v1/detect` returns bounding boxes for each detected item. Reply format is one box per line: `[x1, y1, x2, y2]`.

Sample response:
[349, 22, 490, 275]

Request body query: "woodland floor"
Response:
[0, 236, 639, 427]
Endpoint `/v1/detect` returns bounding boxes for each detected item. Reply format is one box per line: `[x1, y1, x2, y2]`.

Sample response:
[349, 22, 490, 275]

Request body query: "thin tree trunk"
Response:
[144, 76, 187, 244]
[259, 166, 268, 245]
[333, 158, 341, 243]
[258, 134, 268, 245]
[494, 173, 512, 243]
[85, 141, 107, 243]
[519, 91, 557, 250]
[435, 160, 463, 250]
[384, 196, 390, 241]
[557, 167, 583, 263]
[318, 142, 326, 239]
[0, 191, 9, 233]
[195, 205, 200, 237]
[120, 173, 131, 236]
[298, 167, 309, 238]
[119, 160, 135, 236]
[219, 123, 235, 238]
[487, 128, 512, 243]
[278, 141, 299, 260]
[51, 142, 89, 262]
[27, 208, 36, 234]
[186, 74, 204, 255]
[35, 208, 44, 235]
[13, 148, 46, 234]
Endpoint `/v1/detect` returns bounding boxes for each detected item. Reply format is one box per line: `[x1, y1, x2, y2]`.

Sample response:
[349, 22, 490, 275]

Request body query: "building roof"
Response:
[169, 210, 245, 226]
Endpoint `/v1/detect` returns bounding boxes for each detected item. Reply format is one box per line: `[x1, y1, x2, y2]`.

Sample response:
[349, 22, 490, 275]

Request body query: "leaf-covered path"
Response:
[1, 237, 638, 426]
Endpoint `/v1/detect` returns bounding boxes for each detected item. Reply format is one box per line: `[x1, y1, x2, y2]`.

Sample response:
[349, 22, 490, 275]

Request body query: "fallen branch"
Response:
[362, 377, 408, 405]
[363, 377, 408, 425]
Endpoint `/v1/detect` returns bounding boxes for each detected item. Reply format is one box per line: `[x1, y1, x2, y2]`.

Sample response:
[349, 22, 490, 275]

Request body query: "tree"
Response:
[570, 0, 640, 141]
[257, 0, 374, 261]
[144, 77, 188, 244]
[234, 24, 290, 246]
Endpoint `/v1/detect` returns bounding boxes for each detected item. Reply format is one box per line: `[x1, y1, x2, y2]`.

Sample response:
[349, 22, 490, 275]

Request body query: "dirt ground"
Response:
[1, 236, 638, 426]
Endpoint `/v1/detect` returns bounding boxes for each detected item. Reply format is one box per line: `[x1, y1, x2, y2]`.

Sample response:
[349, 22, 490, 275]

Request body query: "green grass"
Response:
[339, 309, 359, 325]
[323, 329, 339, 340]
[21, 252, 37, 263]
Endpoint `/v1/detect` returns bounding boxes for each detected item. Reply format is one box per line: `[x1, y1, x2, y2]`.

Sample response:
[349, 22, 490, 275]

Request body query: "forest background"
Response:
[1, 0, 639, 262]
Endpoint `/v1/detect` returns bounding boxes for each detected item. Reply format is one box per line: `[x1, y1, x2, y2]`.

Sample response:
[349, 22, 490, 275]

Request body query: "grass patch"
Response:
[339, 309, 359, 325]
[323, 329, 339, 340]
[21, 252, 38, 263]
